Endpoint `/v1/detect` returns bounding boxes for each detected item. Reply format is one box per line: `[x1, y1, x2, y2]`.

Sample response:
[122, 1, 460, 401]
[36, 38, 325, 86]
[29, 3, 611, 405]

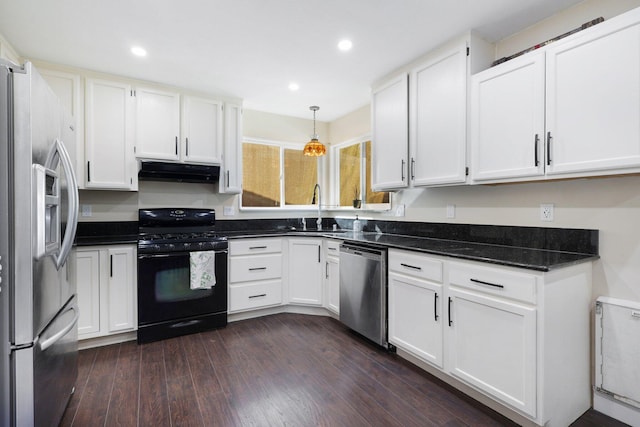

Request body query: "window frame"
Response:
[240, 137, 324, 211]
[330, 134, 391, 212]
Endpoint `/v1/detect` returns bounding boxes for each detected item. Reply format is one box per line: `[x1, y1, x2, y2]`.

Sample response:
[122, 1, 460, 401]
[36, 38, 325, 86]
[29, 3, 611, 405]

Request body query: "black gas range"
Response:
[137, 208, 228, 343]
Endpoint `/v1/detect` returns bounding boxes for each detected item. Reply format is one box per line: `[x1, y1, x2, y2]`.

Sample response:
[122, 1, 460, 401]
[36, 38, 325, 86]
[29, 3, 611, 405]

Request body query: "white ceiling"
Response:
[0, 0, 584, 121]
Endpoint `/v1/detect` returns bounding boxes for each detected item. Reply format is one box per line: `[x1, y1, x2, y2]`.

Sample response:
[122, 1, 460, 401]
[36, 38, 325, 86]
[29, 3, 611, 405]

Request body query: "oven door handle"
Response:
[138, 249, 228, 259]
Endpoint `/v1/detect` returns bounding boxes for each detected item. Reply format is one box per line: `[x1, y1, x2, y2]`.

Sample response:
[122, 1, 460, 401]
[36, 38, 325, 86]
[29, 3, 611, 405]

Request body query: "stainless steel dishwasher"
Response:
[339, 243, 388, 347]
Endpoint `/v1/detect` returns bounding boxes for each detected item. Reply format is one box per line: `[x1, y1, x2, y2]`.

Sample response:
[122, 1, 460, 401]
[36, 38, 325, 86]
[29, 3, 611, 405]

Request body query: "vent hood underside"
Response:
[138, 161, 220, 184]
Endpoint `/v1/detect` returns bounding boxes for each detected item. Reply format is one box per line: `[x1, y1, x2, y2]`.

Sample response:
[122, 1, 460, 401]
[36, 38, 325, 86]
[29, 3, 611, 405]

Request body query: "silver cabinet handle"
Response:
[411, 157, 415, 180]
[401, 159, 406, 182]
[248, 267, 267, 271]
[248, 294, 267, 299]
[175, 136, 178, 155]
[185, 137, 189, 157]
[534, 134, 539, 166]
[400, 263, 421, 271]
[249, 246, 267, 250]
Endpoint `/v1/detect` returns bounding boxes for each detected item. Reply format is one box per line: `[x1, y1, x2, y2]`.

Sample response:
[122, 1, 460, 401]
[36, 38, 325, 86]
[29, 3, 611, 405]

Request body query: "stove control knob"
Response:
[183, 243, 191, 249]
[168, 244, 175, 250]
[154, 244, 161, 251]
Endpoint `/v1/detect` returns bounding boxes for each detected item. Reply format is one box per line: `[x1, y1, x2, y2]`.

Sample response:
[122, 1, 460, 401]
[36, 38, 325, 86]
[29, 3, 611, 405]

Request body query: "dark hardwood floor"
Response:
[61, 314, 627, 426]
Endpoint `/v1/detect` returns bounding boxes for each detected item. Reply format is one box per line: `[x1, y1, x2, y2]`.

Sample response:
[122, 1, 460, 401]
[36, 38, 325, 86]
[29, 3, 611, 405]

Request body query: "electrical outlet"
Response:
[223, 206, 235, 216]
[81, 204, 92, 217]
[395, 204, 405, 217]
[446, 204, 456, 219]
[540, 204, 554, 221]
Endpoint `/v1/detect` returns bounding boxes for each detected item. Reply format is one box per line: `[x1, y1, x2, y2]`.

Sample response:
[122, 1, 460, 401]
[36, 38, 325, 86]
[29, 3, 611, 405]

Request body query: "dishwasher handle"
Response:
[340, 243, 385, 258]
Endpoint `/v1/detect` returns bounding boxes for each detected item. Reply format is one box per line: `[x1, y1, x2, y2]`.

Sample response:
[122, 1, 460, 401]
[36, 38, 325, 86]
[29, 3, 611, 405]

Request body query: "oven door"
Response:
[137, 250, 227, 326]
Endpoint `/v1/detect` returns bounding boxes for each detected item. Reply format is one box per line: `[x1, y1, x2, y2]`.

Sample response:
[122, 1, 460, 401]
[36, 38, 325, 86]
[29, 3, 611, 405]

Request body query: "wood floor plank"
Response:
[63, 313, 627, 427]
[70, 344, 120, 427]
[138, 341, 171, 427]
[104, 341, 141, 427]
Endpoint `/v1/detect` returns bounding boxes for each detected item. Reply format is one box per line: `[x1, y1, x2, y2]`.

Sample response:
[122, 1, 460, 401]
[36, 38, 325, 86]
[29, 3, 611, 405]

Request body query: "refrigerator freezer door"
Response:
[14, 296, 78, 427]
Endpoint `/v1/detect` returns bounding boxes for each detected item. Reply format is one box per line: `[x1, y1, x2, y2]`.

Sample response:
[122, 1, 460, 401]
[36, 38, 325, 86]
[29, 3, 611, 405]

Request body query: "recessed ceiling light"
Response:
[337, 39, 353, 52]
[131, 46, 147, 57]
[288, 82, 299, 91]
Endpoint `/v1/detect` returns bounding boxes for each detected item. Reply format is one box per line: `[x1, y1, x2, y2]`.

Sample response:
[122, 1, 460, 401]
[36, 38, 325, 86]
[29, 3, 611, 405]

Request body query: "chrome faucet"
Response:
[313, 183, 322, 230]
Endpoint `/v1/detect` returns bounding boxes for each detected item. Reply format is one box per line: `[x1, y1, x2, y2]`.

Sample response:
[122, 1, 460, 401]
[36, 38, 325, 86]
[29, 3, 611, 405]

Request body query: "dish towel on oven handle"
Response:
[190, 250, 216, 289]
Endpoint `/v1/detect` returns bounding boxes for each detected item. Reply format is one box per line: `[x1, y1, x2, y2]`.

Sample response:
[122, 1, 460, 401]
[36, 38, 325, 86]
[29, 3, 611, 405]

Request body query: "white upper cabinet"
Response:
[545, 18, 640, 175]
[182, 96, 223, 164]
[410, 44, 468, 186]
[85, 78, 137, 190]
[135, 86, 181, 161]
[471, 53, 546, 182]
[472, 9, 640, 183]
[372, 33, 493, 190]
[371, 73, 409, 191]
[221, 102, 243, 193]
[39, 68, 86, 189]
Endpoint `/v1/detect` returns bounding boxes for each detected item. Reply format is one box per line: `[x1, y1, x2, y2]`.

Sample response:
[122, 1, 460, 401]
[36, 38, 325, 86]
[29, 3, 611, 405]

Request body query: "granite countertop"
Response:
[319, 231, 599, 272]
[75, 220, 599, 272]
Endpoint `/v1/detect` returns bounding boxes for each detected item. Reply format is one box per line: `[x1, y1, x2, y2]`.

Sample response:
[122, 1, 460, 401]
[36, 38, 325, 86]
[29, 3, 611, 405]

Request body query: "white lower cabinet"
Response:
[388, 250, 444, 368]
[447, 286, 536, 417]
[323, 240, 341, 314]
[72, 245, 137, 339]
[288, 238, 323, 306]
[388, 248, 592, 427]
[229, 238, 283, 312]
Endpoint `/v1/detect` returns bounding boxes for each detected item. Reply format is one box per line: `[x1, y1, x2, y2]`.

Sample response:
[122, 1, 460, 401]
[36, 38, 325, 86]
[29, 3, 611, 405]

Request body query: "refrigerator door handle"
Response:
[44, 138, 79, 269]
[37, 305, 78, 352]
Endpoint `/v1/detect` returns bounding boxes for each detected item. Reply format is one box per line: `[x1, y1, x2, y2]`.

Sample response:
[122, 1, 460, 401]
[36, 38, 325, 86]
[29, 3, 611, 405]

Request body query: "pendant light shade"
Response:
[303, 106, 326, 156]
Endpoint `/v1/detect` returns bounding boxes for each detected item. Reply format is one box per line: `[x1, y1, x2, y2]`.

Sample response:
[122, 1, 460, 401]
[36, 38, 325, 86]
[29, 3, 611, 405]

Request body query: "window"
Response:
[332, 138, 389, 209]
[242, 139, 319, 208]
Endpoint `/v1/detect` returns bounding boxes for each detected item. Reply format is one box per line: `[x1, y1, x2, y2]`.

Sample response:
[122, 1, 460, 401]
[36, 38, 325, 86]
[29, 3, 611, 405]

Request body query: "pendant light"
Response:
[303, 105, 326, 156]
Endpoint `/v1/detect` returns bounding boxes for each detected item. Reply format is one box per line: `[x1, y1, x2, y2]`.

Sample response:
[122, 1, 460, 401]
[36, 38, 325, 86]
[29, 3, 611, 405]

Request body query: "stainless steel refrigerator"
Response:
[0, 60, 79, 426]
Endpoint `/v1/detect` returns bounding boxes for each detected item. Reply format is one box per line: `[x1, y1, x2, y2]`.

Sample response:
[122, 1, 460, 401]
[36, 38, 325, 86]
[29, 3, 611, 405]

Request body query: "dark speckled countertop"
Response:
[75, 218, 599, 272]
[318, 231, 598, 272]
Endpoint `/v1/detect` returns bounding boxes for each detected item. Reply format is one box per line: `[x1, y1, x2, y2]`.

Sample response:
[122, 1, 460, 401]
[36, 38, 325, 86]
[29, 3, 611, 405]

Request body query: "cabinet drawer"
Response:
[229, 254, 282, 283]
[388, 249, 443, 283]
[229, 280, 282, 312]
[325, 239, 341, 257]
[229, 238, 283, 255]
[449, 261, 536, 304]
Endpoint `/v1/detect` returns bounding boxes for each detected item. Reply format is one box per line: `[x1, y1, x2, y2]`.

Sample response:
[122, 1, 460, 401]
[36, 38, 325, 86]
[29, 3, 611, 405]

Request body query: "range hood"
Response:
[138, 161, 220, 184]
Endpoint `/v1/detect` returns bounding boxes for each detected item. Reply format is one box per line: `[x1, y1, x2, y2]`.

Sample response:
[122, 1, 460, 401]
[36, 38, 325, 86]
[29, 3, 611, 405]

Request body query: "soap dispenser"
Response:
[353, 215, 362, 233]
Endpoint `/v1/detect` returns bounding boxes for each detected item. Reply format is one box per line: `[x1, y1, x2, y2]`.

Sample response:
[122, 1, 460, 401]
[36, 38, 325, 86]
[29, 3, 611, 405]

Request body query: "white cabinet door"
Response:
[471, 53, 546, 182]
[545, 21, 640, 175]
[410, 44, 468, 186]
[85, 78, 136, 190]
[135, 86, 181, 161]
[182, 96, 223, 164]
[325, 255, 340, 314]
[106, 246, 136, 333]
[288, 239, 323, 306]
[388, 273, 443, 368]
[371, 73, 409, 191]
[74, 249, 100, 336]
[448, 287, 537, 417]
[221, 102, 243, 194]
[40, 68, 85, 189]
